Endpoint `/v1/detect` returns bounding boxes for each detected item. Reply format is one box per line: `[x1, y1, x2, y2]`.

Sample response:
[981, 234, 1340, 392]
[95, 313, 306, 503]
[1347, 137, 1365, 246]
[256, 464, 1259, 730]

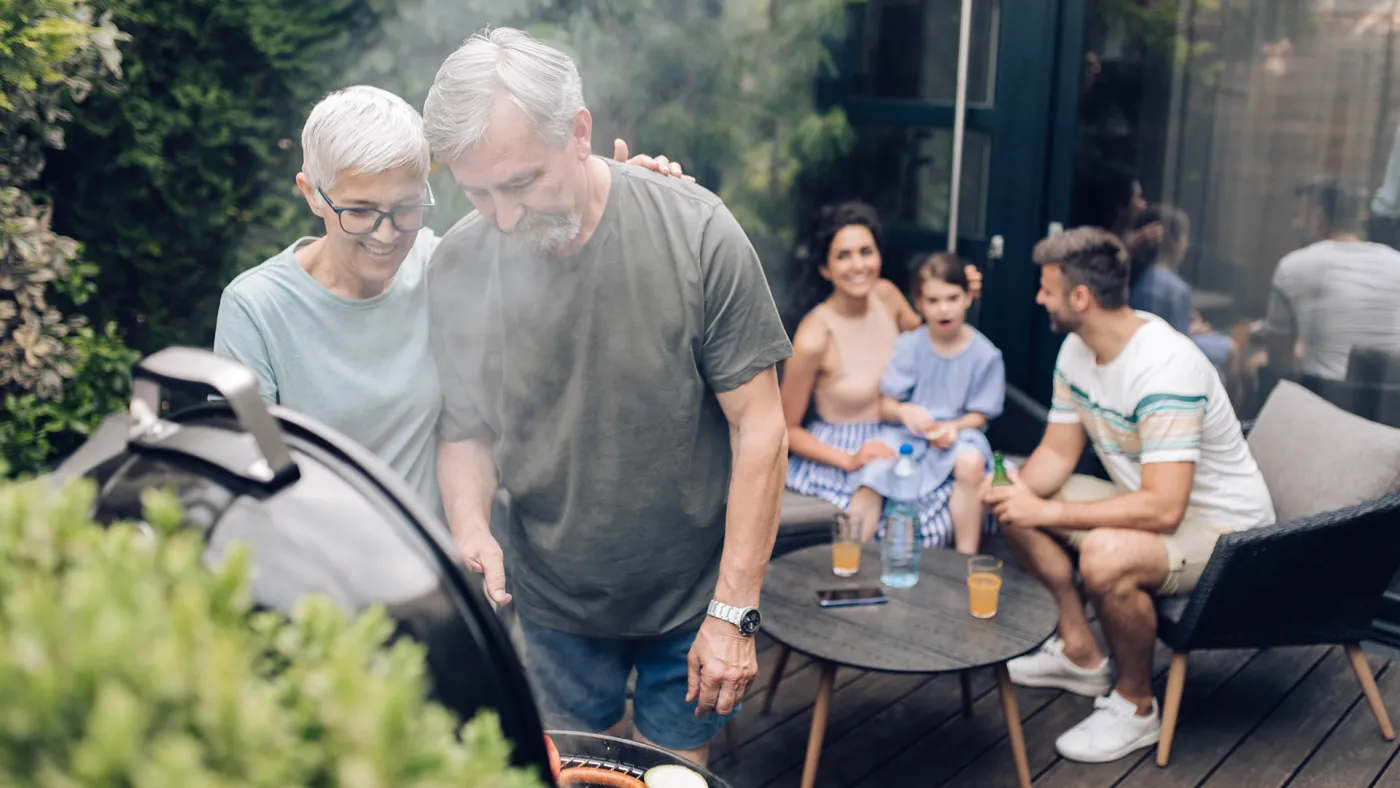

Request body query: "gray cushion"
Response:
[1248, 380, 1400, 522]
[780, 490, 841, 534]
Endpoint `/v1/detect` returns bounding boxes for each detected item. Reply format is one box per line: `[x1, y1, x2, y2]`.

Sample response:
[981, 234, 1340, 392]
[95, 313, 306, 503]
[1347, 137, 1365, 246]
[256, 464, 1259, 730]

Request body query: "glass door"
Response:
[829, 0, 1067, 397]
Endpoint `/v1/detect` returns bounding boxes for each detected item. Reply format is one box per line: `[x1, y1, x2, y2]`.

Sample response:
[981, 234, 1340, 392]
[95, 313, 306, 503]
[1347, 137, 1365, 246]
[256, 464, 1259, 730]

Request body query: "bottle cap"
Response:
[899, 443, 914, 455]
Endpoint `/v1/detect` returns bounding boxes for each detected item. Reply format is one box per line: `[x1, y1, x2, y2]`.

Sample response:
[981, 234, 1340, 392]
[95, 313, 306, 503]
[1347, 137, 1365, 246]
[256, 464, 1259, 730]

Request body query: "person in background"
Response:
[423, 28, 790, 766]
[1267, 178, 1400, 381]
[213, 86, 688, 520]
[781, 202, 984, 518]
[1073, 163, 1147, 239]
[984, 227, 1273, 764]
[1127, 204, 1193, 334]
[846, 253, 1005, 554]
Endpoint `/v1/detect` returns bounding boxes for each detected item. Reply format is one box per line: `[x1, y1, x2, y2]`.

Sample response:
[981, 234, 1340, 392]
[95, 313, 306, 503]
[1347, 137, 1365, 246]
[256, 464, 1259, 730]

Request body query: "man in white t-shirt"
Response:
[983, 227, 1274, 764]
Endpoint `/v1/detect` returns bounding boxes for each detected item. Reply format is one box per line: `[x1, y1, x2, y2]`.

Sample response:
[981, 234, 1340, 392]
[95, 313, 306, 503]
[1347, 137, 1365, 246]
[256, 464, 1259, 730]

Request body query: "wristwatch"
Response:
[708, 600, 762, 637]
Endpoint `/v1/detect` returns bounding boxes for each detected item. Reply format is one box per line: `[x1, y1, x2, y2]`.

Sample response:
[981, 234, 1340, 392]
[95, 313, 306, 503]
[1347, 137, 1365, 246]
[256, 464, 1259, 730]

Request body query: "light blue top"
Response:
[212, 231, 446, 519]
[855, 327, 1006, 499]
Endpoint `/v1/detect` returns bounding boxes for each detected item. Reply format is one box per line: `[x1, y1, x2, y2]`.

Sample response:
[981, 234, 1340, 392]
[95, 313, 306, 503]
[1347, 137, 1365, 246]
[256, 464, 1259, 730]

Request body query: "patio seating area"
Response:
[710, 596, 1400, 788]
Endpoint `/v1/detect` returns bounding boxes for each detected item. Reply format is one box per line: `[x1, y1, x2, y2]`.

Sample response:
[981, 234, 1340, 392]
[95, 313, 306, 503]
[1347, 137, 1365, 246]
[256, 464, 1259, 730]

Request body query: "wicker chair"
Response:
[1153, 380, 1400, 766]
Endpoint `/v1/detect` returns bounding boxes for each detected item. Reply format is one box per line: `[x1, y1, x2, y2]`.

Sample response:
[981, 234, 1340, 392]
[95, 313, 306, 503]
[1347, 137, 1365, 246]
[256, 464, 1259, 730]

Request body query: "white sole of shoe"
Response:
[1055, 727, 1162, 763]
[1007, 670, 1112, 698]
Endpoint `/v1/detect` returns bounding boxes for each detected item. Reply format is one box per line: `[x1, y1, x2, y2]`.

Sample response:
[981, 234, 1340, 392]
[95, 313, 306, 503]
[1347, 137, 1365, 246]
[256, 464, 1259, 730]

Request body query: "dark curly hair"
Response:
[785, 200, 884, 334]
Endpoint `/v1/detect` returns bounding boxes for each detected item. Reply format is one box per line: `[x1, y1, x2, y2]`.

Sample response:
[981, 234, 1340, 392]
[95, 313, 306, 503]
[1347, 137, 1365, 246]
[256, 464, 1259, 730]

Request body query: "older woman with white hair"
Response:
[214, 84, 686, 519]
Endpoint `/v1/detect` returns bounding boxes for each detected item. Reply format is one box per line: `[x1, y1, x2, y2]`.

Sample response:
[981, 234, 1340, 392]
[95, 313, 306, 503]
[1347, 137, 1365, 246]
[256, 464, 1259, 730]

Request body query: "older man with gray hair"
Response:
[423, 27, 792, 765]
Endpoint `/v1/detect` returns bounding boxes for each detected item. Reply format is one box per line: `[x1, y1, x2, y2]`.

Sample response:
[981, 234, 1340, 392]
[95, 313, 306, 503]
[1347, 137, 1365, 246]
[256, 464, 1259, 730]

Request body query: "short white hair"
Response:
[301, 85, 431, 196]
[422, 27, 586, 162]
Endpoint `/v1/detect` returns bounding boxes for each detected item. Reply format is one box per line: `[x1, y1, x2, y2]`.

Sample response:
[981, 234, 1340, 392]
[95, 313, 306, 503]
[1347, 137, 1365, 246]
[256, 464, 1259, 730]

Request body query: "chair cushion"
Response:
[1248, 380, 1400, 522]
[780, 490, 841, 535]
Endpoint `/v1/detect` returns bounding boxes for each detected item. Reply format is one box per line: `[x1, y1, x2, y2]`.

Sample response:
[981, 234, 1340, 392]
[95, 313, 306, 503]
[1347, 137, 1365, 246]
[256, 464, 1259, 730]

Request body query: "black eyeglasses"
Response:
[318, 184, 436, 236]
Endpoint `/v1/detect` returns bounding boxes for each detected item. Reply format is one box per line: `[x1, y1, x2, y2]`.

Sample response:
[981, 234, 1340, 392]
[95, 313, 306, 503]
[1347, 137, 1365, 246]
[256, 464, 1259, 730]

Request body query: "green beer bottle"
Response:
[991, 451, 1012, 487]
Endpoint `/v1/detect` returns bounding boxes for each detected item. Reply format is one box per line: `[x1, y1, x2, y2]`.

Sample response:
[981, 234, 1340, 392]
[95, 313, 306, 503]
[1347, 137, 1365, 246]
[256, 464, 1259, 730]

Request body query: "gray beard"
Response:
[505, 211, 583, 257]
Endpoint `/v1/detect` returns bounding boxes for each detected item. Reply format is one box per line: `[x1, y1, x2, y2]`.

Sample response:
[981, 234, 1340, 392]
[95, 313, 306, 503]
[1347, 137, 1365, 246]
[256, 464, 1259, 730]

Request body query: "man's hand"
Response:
[845, 440, 896, 471]
[982, 470, 1058, 527]
[687, 616, 758, 717]
[455, 528, 512, 605]
[898, 403, 936, 436]
[613, 138, 696, 182]
[964, 264, 983, 300]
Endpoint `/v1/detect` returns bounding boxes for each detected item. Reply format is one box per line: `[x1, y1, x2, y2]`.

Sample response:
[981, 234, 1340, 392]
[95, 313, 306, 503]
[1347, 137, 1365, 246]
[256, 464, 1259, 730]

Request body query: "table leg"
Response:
[960, 670, 974, 717]
[800, 661, 838, 788]
[995, 662, 1032, 788]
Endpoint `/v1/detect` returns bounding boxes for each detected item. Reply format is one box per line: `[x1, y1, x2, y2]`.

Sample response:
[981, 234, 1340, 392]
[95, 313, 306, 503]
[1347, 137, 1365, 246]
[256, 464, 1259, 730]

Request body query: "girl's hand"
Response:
[898, 403, 936, 436]
[846, 440, 896, 471]
[928, 425, 958, 450]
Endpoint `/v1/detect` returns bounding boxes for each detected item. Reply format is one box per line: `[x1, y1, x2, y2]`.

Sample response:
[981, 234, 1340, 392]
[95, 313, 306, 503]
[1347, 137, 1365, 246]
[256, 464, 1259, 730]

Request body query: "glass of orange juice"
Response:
[967, 556, 1003, 619]
[831, 513, 861, 576]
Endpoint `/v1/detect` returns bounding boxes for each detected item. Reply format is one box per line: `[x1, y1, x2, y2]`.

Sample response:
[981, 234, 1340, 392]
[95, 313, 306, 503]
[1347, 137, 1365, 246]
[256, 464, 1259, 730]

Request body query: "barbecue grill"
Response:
[51, 347, 735, 788]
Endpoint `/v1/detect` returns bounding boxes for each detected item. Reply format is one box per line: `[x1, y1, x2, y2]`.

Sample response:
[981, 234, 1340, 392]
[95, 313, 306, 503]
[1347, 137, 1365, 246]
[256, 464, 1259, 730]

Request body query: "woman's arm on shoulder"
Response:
[782, 315, 856, 471]
[873, 279, 923, 332]
[213, 289, 279, 405]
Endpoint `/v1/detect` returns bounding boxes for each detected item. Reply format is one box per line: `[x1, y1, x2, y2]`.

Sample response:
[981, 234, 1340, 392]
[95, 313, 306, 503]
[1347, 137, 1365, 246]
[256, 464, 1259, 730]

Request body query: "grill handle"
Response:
[129, 346, 297, 485]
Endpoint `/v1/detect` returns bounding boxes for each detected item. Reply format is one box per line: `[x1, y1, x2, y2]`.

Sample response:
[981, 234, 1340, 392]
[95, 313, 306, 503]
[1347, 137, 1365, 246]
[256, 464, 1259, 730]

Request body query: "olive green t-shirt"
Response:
[428, 159, 792, 638]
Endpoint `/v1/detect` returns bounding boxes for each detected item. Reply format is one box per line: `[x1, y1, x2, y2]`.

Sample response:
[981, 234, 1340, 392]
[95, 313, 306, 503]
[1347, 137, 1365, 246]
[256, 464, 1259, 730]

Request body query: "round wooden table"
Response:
[761, 542, 1057, 788]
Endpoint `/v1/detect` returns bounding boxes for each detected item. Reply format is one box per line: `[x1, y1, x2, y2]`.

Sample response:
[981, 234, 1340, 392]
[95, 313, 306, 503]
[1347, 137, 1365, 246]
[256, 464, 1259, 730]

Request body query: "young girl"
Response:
[849, 252, 1006, 554]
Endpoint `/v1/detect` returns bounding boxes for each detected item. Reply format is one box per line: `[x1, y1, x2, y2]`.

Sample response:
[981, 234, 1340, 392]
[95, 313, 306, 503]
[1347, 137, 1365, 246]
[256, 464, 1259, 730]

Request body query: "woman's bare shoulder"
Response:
[790, 308, 831, 359]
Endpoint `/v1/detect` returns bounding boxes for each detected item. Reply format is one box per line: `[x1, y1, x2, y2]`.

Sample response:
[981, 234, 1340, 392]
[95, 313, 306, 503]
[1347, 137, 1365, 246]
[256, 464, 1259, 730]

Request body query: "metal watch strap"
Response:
[708, 600, 743, 627]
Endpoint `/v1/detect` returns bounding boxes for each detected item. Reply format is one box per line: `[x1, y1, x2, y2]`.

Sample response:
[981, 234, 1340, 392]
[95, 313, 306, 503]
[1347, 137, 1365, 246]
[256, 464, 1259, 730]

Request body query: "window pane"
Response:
[851, 0, 999, 105]
[848, 125, 991, 238]
[1070, 0, 1400, 424]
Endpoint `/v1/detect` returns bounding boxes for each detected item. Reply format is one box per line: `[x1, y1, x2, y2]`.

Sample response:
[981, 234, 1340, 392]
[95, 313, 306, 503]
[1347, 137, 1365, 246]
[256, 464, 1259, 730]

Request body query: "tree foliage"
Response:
[40, 0, 390, 352]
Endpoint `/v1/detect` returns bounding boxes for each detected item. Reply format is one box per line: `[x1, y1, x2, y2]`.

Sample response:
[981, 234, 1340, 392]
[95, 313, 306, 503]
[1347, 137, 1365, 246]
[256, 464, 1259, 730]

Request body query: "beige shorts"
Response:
[1054, 475, 1227, 596]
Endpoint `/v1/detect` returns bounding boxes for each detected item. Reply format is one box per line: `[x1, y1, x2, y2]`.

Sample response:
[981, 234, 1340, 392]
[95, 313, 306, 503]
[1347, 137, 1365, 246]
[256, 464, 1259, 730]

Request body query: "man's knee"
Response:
[1077, 530, 1141, 597]
[953, 451, 985, 484]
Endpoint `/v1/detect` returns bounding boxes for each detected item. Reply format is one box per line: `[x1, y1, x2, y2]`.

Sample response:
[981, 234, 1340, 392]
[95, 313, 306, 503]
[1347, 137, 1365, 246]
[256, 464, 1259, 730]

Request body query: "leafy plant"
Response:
[0, 0, 127, 398]
[0, 476, 547, 787]
[0, 321, 140, 478]
[1, 0, 139, 477]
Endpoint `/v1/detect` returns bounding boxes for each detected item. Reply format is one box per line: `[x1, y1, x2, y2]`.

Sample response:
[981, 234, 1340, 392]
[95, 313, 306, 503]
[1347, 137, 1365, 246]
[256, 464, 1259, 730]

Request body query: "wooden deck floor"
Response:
[708, 616, 1400, 788]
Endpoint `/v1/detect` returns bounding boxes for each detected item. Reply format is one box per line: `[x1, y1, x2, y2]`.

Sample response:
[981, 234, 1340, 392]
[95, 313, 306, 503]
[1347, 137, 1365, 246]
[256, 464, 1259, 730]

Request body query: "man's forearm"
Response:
[1016, 445, 1077, 499]
[1044, 490, 1182, 534]
[438, 437, 499, 540]
[715, 417, 788, 609]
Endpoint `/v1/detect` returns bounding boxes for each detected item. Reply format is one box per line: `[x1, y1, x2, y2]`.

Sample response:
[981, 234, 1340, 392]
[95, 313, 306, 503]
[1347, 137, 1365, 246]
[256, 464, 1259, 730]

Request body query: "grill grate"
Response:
[558, 754, 646, 779]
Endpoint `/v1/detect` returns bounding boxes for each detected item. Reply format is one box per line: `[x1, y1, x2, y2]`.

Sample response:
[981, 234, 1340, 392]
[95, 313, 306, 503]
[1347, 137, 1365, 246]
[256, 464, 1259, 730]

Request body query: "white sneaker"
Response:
[1006, 636, 1112, 696]
[1055, 691, 1162, 763]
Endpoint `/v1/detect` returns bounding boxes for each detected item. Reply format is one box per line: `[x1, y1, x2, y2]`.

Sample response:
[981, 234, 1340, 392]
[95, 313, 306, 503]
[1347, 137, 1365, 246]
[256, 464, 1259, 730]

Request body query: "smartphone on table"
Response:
[816, 586, 887, 608]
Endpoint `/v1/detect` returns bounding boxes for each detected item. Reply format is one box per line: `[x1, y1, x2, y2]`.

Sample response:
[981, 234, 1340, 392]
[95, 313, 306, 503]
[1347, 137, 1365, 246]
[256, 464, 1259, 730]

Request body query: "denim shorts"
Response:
[516, 614, 736, 751]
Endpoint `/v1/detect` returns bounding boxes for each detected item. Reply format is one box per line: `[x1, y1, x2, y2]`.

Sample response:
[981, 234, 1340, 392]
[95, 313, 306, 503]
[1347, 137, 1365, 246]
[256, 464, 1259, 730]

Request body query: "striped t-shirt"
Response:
[1266, 239, 1400, 380]
[1050, 313, 1275, 532]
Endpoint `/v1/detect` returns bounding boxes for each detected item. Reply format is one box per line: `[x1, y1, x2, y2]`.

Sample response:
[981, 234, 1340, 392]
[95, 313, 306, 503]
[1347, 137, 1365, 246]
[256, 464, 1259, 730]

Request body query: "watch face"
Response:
[739, 608, 762, 635]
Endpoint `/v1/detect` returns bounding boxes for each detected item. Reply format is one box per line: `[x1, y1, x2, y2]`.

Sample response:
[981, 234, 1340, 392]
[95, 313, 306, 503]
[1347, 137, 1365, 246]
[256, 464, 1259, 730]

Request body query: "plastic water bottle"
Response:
[880, 444, 921, 588]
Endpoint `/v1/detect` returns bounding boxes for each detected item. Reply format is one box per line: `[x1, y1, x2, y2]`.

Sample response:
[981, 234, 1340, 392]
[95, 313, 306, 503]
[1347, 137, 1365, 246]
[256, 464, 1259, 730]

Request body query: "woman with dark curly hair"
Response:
[780, 200, 981, 527]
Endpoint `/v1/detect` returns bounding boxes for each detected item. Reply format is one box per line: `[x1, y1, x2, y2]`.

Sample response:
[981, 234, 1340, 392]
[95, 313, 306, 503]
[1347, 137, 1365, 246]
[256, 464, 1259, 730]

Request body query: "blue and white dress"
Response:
[853, 327, 1007, 547]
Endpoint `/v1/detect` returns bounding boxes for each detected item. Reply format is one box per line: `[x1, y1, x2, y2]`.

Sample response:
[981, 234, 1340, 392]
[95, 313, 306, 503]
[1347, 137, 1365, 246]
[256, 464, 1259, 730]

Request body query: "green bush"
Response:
[0, 476, 547, 787]
[0, 321, 141, 478]
[1, 0, 140, 479]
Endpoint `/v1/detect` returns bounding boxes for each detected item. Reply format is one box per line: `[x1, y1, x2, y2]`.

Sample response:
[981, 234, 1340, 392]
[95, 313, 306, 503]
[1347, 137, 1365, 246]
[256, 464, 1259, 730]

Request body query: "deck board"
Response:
[706, 641, 1400, 788]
